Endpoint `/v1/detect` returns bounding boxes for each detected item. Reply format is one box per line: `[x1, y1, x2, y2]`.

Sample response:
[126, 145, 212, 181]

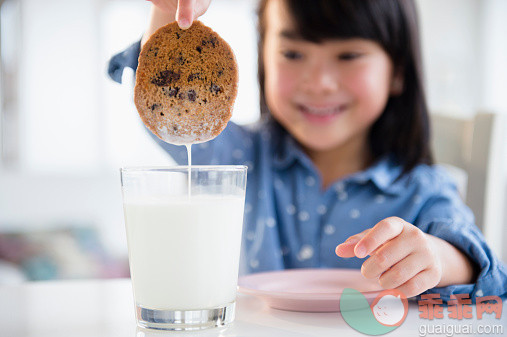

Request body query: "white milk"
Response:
[124, 195, 244, 310]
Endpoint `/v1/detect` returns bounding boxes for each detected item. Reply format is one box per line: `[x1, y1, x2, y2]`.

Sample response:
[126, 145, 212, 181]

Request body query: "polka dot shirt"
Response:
[109, 42, 507, 301]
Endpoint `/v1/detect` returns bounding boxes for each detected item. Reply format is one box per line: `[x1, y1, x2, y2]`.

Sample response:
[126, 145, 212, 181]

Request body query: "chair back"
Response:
[431, 111, 506, 260]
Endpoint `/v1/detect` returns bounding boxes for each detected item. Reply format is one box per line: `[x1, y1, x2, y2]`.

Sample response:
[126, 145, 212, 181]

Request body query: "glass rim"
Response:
[120, 165, 248, 173]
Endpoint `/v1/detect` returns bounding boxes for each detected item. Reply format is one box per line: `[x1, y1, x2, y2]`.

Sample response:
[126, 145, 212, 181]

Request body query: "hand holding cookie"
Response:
[134, 21, 238, 145]
[148, 0, 212, 29]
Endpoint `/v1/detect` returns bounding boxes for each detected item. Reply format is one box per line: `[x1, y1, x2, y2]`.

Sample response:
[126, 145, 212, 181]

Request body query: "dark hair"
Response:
[257, 0, 433, 174]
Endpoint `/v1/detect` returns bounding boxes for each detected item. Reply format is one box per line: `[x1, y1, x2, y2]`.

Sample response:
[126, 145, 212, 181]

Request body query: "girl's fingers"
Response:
[354, 217, 405, 258]
[335, 238, 361, 258]
[194, 0, 212, 18]
[360, 234, 415, 279]
[395, 268, 441, 298]
[335, 229, 371, 258]
[149, 0, 178, 15]
[376, 253, 427, 289]
[176, 0, 196, 29]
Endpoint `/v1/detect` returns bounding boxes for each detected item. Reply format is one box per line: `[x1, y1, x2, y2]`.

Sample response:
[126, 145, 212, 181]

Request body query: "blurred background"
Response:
[0, 0, 506, 283]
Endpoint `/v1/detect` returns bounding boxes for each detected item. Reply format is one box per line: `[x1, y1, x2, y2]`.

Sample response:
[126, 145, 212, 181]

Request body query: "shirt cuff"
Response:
[420, 220, 507, 302]
[107, 40, 141, 84]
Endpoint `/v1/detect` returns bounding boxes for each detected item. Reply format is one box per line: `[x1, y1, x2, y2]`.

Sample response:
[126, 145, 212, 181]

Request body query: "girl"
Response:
[109, 0, 507, 299]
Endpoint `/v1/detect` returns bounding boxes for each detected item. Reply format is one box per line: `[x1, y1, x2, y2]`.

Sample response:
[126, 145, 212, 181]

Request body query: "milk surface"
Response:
[124, 195, 244, 310]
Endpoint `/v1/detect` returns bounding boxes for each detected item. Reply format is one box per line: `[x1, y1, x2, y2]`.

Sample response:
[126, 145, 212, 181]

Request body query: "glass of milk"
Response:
[120, 166, 247, 330]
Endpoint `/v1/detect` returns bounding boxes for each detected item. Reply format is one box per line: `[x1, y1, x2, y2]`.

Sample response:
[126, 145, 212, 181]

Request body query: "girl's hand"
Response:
[142, 0, 212, 47]
[335, 217, 444, 298]
[148, 0, 212, 29]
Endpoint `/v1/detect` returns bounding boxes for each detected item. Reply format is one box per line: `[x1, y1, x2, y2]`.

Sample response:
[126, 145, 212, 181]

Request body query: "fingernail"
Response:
[179, 18, 190, 29]
[344, 237, 359, 244]
[355, 244, 366, 258]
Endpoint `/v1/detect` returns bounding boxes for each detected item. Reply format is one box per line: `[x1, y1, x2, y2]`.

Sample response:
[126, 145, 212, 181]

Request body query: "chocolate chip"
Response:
[187, 73, 201, 82]
[162, 87, 180, 98]
[151, 70, 180, 86]
[217, 70, 223, 77]
[202, 98, 208, 104]
[201, 37, 217, 47]
[210, 83, 222, 94]
[160, 112, 164, 116]
[149, 47, 159, 57]
[176, 32, 180, 39]
[187, 90, 197, 102]
[201, 36, 218, 48]
[150, 103, 160, 111]
[173, 126, 178, 131]
[176, 56, 185, 65]
[196, 46, 202, 53]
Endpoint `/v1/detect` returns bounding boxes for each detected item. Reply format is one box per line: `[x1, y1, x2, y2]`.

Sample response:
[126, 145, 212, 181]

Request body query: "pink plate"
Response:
[238, 268, 383, 312]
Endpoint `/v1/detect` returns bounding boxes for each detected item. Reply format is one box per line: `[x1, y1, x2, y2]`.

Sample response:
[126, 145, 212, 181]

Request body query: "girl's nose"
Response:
[302, 61, 339, 94]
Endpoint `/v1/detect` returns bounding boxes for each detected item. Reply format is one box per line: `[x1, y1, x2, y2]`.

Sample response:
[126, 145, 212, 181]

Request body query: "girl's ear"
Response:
[390, 71, 404, 96]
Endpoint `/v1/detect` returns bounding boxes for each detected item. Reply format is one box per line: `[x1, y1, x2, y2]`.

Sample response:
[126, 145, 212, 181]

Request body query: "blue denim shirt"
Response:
[109, 41, 507, 301]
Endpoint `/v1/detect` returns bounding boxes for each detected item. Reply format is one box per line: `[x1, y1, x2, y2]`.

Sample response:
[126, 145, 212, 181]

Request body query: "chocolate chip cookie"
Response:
[134, 21, 238, 144]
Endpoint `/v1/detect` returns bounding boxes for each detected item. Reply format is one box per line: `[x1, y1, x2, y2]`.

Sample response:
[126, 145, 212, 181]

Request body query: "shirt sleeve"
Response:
[108, 40, 141, 84]
[413, 168, 507, 302]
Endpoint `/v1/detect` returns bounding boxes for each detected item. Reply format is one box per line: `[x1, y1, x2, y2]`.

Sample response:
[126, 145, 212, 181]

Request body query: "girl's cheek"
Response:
[347, 66, 391, 115]
[276, 70, 296, 99]
[266, 64, 296, 111]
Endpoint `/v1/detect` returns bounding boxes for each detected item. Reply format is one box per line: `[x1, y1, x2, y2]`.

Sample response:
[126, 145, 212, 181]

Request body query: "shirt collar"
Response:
[348, 155, 405, 196]
[272, 131, 301, 170]
[271, 122, 317, 172]
[271, 124, 406, 195]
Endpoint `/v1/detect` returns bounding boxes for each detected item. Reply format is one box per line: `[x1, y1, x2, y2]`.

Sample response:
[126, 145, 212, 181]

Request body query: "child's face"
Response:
[263, 0, 397, 155]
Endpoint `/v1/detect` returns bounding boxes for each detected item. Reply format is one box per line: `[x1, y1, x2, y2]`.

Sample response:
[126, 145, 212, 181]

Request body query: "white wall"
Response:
[0, 0, 506, 263]
[0, 0, 259, 259]
[417, 0, 481, 116]
[416, 0, 507, 262]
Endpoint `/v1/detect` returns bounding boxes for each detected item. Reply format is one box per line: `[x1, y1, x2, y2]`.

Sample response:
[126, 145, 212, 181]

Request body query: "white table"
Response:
[0, 279, 505, 337]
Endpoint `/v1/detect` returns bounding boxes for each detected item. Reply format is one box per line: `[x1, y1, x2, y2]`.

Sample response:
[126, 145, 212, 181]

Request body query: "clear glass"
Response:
[120, 166, 247, 331]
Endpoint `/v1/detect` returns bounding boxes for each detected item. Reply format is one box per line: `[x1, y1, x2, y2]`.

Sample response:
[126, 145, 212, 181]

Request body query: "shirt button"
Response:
[334, 181, 346, 193]
[305, 176, 316, 187]
[338, 191, 348, 201]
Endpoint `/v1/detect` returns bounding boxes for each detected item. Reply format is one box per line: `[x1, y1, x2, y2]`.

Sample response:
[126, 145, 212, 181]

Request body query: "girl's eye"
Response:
[338, 52, 362, 61]
[282, 50, 302, 60]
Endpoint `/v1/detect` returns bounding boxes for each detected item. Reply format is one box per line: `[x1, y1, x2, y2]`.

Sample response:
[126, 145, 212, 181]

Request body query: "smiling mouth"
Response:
[298, 104, 347, 121]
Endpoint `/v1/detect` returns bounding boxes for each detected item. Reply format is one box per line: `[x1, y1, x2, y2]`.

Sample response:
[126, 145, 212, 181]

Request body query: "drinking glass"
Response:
[120, 166, 247, 330]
